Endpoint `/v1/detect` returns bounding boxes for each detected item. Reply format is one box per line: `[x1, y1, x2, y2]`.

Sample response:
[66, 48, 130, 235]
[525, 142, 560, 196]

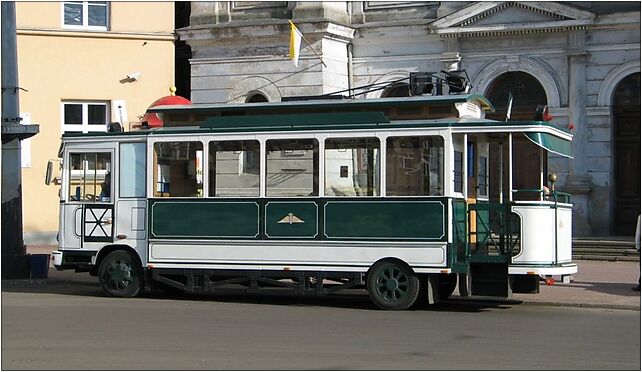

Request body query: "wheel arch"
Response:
[92, 244, 143, 275]
[366, 257, 416, 279]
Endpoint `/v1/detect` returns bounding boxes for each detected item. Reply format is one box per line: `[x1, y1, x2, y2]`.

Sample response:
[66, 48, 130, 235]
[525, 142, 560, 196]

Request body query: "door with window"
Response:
[115, 143, 148, 254]
[62, 149, 114, 251]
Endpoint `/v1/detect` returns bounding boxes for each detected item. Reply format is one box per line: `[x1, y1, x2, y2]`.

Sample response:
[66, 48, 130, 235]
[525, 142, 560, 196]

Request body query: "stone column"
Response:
[563, 29, 592, 235]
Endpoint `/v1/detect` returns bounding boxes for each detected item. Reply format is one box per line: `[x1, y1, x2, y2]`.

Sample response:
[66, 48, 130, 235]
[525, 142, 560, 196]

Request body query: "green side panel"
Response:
[265, 202, 318, 238]
[475, 201, 491, 247]
[452, 199, 468, 264]
[202, 112, 390, 130]
[150, 201, 259, 238]
[524, 132, 573, 159]
[324, 201, 445, 240]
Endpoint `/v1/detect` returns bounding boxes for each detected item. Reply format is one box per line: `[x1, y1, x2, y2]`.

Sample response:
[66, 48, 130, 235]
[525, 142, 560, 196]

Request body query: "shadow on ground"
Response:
[2, 272, 518, 313]
[552, 281, 641, 297]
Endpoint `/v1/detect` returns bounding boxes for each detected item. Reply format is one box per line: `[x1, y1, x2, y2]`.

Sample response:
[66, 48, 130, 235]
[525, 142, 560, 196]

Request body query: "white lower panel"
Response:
[52, 251, 63, 266]
[148, 240, 447, 272]
[508, 264, 578, 275]
[512, 204, 574, 265]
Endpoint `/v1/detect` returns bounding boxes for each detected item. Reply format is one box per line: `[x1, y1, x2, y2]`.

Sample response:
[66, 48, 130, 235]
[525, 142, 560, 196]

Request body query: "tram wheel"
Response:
[367, 260, 419, 310]
[98, 250, 143, 298]
[439, 273, 457, 300]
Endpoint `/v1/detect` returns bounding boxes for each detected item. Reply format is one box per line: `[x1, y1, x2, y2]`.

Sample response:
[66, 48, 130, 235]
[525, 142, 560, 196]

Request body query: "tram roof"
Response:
[63, 116, 570, 138]
[62, 112, 572, 158]
[146, 94, 495, 115]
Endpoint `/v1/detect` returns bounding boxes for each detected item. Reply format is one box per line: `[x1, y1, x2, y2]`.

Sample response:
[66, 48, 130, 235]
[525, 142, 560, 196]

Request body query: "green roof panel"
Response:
[525, 132, 573, 159]
[201, 111, 390, 131]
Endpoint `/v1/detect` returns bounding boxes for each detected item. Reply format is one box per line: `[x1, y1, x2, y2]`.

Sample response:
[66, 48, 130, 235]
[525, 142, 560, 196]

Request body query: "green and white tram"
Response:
[49, 93, 577, 310]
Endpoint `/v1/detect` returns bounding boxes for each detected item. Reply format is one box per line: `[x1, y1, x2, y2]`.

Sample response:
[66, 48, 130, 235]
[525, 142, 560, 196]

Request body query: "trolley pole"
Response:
[1, 1, 39, 279]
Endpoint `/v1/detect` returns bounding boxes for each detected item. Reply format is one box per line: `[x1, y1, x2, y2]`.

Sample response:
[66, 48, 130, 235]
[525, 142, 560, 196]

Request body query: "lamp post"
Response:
[1, 1, 39, 279]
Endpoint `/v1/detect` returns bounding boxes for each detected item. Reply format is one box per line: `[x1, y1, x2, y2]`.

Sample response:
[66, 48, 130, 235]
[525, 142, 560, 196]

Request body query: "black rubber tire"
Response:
[438, 273, 457, 300]
[98, 250, 143, 298]
[367, 260, 420, 310]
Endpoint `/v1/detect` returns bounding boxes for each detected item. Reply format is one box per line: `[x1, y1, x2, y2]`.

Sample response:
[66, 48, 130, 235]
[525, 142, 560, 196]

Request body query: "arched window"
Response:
[382, 83, 410, 98]
[486, 72, 547, 121]
[246, 93, 268, 103]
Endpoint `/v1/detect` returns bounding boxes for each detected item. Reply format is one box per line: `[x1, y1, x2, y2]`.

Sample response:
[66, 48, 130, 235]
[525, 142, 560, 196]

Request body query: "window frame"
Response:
[324, 136, 381, 197]
[265, 137, 319, 198]
[61, 101, 110, 134]
[65, 150, 113, 204]
[385, 135, 445, 197]
[151, 139, 205, 199]
[62, 1, 109, 31]
[208, 139, 261, 198]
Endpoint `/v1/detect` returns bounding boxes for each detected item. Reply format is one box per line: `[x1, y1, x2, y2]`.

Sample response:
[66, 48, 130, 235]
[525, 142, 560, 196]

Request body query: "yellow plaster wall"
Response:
[16, 2, 174, 33]
[15, 2, 175, 239]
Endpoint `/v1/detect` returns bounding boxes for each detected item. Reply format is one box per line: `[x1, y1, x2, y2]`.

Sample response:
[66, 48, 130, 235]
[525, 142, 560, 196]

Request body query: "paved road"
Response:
[2, 273, 640, 370]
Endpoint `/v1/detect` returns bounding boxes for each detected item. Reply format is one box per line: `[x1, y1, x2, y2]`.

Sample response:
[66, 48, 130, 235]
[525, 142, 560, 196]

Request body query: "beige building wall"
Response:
[15, 1, 175, 244]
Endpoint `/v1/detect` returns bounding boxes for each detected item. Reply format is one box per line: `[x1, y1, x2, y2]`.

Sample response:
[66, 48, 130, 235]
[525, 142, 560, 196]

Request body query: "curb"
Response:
[519, 300, 641, 311]
[442, 296, 641, 311]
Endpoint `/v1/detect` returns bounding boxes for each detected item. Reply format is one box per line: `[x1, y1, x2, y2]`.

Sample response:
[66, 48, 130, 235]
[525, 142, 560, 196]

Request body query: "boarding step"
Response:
[572, 237, 639, 262]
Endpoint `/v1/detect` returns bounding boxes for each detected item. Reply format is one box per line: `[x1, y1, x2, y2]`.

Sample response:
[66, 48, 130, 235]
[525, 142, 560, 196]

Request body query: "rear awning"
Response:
[524, 132, 573, 158]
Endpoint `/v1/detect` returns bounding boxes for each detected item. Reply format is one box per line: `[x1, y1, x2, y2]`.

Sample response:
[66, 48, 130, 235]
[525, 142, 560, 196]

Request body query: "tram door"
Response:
[486, 71, 548, 202]
[61, 149, 115, 251]
[114, 143, 148, 253]
[466, 137, 490, 246]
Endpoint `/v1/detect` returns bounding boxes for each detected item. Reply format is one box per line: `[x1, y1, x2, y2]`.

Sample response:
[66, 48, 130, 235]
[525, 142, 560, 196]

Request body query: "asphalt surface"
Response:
[2, 269, 641, 370]
[22, 245, 642, 310]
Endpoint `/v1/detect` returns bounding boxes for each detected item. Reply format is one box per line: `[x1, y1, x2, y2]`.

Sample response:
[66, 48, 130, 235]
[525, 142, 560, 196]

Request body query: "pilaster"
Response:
[293, 1, 349, 24]
[564, 29, 592, 235]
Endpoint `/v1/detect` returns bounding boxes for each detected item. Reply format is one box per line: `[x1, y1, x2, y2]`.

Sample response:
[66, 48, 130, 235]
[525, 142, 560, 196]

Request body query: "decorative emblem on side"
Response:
[278, 213, 305, 225]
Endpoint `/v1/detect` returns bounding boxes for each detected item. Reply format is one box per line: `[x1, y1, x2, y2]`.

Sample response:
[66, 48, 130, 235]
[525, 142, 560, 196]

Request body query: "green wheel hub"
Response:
[98, 250, 142, 297]
[375, 265, 410, 303]
[104, 260, 134, 290]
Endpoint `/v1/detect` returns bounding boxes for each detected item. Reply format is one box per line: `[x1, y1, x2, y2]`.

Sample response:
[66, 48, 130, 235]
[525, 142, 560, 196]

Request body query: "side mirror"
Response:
[45, 160, 53, 185]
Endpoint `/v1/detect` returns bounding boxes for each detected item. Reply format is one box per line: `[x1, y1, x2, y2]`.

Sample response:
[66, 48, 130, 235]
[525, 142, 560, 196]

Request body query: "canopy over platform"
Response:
[525, 132, 573, 159]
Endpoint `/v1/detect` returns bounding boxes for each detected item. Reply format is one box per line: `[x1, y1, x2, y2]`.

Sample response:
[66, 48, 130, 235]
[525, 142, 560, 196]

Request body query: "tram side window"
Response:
[68, 152, 111, 202]
[120, 143, 146, 198]
[209, 140, 260, 197]
[266, 139, 318, 197]
[325, 138, 380, 196]
[453, 151, 463, 193]
[386, 136, 444, 196]
[153, 141, 203, 198]
[478, 156, 488, 197]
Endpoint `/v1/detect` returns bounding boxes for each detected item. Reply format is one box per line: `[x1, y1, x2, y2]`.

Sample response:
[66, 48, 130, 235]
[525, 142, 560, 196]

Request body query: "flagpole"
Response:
[289, 20, 327, 67]
[505, 92, 513, 121]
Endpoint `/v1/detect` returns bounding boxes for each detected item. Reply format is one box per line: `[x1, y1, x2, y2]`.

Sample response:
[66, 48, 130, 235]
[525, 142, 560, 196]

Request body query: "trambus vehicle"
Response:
[47, 92, 577, 310]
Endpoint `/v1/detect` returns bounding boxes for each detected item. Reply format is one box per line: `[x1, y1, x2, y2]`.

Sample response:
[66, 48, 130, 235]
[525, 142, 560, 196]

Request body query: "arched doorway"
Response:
[612, 72, 641, 235]
[485, 72, 548, 201]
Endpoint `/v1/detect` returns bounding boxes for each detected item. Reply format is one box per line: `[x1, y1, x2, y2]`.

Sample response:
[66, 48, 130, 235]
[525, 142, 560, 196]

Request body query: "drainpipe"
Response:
[347, 43, 354, 97]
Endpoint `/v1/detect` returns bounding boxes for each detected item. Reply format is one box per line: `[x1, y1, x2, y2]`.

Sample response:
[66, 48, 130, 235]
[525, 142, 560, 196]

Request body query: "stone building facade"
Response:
[177, 1, 641, 237]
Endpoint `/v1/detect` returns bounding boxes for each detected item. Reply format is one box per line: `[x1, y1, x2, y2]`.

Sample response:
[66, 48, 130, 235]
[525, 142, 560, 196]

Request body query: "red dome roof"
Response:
[142, 93, 191, 128]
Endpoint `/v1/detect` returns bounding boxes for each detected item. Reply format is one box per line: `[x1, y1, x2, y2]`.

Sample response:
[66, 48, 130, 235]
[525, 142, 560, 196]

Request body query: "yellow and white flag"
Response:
[288, 20, 302, 66]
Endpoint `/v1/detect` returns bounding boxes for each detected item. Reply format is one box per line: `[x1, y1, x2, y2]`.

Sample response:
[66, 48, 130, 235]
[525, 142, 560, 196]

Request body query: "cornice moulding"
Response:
[434, 19, 593, 37]
[16, 28, 175, 40]
[179, 20, 355, 45]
